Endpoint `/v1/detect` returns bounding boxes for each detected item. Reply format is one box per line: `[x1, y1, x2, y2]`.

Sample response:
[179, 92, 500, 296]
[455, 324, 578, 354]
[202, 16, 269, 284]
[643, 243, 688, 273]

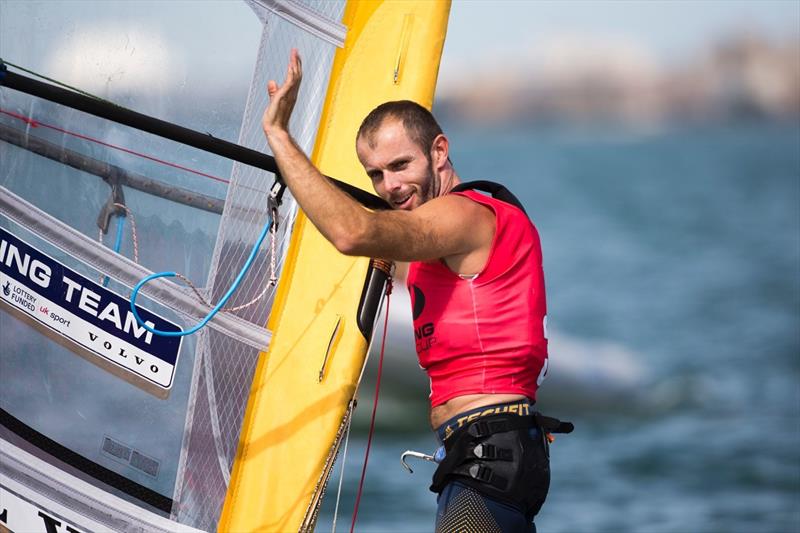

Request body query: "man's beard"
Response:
[421, 159, 437, 204]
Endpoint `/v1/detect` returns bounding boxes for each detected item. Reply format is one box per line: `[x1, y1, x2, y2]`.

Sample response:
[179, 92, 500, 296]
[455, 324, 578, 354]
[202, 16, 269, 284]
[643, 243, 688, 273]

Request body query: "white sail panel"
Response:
[0, 1, 345, 531]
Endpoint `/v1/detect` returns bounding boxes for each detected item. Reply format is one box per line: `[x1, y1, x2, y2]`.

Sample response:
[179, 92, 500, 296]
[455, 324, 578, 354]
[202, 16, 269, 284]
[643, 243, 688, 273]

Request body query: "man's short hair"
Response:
[357, 100, 443, 157]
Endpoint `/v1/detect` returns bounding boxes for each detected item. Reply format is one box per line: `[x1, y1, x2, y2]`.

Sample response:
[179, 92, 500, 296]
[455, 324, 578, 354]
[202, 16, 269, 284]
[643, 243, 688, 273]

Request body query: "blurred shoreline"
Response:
[436, 30, 799, 127]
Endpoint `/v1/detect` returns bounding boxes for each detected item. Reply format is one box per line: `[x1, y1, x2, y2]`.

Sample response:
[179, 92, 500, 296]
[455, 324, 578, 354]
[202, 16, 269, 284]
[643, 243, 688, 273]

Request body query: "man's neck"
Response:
[438, 169, 460, 197]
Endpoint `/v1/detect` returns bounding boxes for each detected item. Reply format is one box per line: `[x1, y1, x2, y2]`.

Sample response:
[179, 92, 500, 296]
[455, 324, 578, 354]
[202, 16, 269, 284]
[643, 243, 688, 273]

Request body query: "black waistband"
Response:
[437, 400, 533, 443]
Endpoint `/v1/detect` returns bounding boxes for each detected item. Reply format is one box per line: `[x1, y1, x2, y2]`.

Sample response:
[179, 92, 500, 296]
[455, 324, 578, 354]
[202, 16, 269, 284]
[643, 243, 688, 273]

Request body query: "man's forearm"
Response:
[267, 129, 374, 254]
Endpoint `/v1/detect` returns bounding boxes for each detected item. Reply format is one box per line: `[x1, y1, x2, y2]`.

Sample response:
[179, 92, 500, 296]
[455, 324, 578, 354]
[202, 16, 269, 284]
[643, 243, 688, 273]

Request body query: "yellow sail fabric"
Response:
[219, 1, 450, 531]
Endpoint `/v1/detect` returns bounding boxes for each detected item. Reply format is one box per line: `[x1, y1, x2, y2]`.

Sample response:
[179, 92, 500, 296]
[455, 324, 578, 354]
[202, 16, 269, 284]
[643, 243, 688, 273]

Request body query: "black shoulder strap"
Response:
[451, 180, 527, 216]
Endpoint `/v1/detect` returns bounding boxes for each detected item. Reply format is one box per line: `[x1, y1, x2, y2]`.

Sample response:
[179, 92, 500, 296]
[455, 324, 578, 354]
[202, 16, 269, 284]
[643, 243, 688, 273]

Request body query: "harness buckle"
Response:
[467, 420, 491, 438]
[467, 418, 517, 438]
[473, 443, 513, 461]
[468, 463, 493, 483]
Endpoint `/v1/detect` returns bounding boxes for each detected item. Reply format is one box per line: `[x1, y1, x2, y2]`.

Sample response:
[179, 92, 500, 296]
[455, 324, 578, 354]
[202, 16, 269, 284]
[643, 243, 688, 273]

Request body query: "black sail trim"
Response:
[0, 407, 173, 513]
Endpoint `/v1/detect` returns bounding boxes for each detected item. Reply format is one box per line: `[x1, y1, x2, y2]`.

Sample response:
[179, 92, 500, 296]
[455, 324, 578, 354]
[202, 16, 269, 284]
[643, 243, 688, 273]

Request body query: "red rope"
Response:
[350, 278, 392, 533]
[0, 108, 230, 184]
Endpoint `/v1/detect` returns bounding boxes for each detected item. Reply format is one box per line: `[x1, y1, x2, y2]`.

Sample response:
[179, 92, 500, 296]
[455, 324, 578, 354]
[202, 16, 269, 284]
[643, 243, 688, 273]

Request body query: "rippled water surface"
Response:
[317, 122, 800, 533]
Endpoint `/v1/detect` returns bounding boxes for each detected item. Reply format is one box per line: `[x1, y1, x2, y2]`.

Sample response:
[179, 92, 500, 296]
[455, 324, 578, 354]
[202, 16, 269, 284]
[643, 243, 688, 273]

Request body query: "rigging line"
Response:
[331, 401, 355, 533]
[113, 214, 126, 255]
[130, 183, 281, 338]
[115, 203, 140, 264]
[101, 214, 126, 287]
[172, 224, 276, 312]
[0, 108, 230, 185]
[218, 208, 279, 312]
[129, 217, 272, 337]
[0, 62, 391, 210]
[169, 204, 279, 313]
[0, 122, 225, 214]
[99, 203, 139, 287]
[130, 183, 286, 337]
[350, 278, 392, 533]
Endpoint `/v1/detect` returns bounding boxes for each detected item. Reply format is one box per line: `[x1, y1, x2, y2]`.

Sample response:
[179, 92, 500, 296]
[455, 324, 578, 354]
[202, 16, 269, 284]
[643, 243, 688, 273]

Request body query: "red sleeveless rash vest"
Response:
[406, 190, 548, 407]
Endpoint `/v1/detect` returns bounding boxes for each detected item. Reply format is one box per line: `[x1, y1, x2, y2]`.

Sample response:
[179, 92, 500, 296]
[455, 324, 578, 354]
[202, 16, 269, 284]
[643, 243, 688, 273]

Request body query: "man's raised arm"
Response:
[261, 50, 493, 264]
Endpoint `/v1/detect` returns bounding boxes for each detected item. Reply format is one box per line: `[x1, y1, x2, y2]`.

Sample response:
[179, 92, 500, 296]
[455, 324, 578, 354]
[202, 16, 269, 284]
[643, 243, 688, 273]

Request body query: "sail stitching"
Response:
[202, 344, 232, 487]
[246, 0, 347, 47]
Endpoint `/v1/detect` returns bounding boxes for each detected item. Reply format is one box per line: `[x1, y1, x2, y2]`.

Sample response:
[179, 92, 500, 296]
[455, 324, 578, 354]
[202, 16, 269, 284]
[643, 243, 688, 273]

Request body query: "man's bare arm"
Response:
[262, 50, 493, 263]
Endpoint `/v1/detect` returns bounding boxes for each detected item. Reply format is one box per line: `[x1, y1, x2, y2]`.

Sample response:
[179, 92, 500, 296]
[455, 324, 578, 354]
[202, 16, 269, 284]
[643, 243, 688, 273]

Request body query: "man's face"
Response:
[357, 118, 435, 211]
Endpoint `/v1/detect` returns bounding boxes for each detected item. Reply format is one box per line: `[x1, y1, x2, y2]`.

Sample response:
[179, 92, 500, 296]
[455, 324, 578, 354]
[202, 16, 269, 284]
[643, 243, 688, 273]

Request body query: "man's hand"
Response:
[262, 49, 303, 139]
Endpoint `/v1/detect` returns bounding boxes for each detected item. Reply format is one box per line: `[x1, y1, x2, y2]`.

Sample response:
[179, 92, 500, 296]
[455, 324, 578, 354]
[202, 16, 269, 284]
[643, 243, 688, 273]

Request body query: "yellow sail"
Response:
[220, 1, 451, 530]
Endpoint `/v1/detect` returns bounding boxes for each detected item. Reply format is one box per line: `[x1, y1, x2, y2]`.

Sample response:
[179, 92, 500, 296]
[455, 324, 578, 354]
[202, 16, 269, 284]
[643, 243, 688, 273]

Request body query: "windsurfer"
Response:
[262, 49, 560, 533]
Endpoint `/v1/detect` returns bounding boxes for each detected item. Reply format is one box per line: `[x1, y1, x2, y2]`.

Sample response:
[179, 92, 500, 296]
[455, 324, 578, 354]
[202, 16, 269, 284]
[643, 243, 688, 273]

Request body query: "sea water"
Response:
[317, 121, 800, 533]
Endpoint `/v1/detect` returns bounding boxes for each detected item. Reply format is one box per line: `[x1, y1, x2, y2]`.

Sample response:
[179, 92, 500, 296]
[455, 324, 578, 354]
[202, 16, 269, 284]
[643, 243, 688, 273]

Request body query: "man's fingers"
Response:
[262, 50, 302, 136]
[285, 56, 294, 84]
[289, 48, 302, 83]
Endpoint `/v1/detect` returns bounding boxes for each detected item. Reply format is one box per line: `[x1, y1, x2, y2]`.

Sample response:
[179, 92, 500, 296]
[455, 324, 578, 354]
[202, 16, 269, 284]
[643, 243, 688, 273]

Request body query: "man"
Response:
[263, 50, 554, 533]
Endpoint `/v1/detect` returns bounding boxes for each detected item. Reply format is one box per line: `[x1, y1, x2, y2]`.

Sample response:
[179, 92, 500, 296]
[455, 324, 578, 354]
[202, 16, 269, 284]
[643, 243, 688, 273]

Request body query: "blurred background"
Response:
[330, 2, 800, 532]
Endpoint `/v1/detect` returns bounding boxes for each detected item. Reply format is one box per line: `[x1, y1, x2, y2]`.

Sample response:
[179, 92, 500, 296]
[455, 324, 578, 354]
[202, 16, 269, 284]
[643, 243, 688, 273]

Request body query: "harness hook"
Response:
[400, 446, 445, 474]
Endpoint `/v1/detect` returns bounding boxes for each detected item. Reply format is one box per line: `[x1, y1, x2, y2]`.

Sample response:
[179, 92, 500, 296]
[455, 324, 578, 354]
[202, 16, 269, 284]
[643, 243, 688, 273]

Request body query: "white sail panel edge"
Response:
[246, 0, 347, 47]
[1, 440, 203, 533]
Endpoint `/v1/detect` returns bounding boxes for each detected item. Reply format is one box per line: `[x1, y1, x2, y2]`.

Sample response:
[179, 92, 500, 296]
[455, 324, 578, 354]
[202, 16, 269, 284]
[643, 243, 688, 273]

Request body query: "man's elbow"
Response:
[331, 224, 371, 257]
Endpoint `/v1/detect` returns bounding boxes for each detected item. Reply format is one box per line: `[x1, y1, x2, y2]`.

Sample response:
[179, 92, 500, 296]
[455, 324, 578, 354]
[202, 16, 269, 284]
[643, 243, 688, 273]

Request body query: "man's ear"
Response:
[430, 133, 449, 171]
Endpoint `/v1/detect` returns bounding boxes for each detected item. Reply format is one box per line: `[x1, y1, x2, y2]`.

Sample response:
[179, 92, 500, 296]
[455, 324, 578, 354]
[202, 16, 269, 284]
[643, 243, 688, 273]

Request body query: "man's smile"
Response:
[392, 191, 415, 209]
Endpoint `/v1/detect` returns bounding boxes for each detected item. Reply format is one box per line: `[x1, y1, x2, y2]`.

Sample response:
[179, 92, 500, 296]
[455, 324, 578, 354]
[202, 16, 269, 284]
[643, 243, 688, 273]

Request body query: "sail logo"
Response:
[0, 227, 182, 395]
[2, 281, 38, 313]
[0, 236, 51, 288]
[61, 275, 157, 345]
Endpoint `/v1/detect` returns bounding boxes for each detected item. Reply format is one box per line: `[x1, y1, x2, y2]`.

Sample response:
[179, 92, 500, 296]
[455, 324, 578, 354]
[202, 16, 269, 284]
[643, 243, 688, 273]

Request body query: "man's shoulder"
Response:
[422, 191, 492, 215]
[406, 192, 495, 266]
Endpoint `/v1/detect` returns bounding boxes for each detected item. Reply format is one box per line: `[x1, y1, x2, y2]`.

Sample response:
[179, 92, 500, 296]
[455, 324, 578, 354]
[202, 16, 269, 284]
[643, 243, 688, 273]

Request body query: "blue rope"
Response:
[102, 215, 126, 287]
[114, 213, 126, 251]
[129, 217, 273, 337]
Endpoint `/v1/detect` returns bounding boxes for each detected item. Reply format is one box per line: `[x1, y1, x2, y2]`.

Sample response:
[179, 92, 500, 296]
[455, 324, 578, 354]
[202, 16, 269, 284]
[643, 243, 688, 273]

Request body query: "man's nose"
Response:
[383, 171, 402, 192]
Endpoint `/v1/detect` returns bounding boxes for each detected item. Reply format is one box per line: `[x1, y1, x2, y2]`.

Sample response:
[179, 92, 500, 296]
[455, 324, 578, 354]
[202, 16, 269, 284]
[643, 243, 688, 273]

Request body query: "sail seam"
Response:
[246, 0, 347, 47]
[203, 346, 232, 487]
[170, 329, 208, 521]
